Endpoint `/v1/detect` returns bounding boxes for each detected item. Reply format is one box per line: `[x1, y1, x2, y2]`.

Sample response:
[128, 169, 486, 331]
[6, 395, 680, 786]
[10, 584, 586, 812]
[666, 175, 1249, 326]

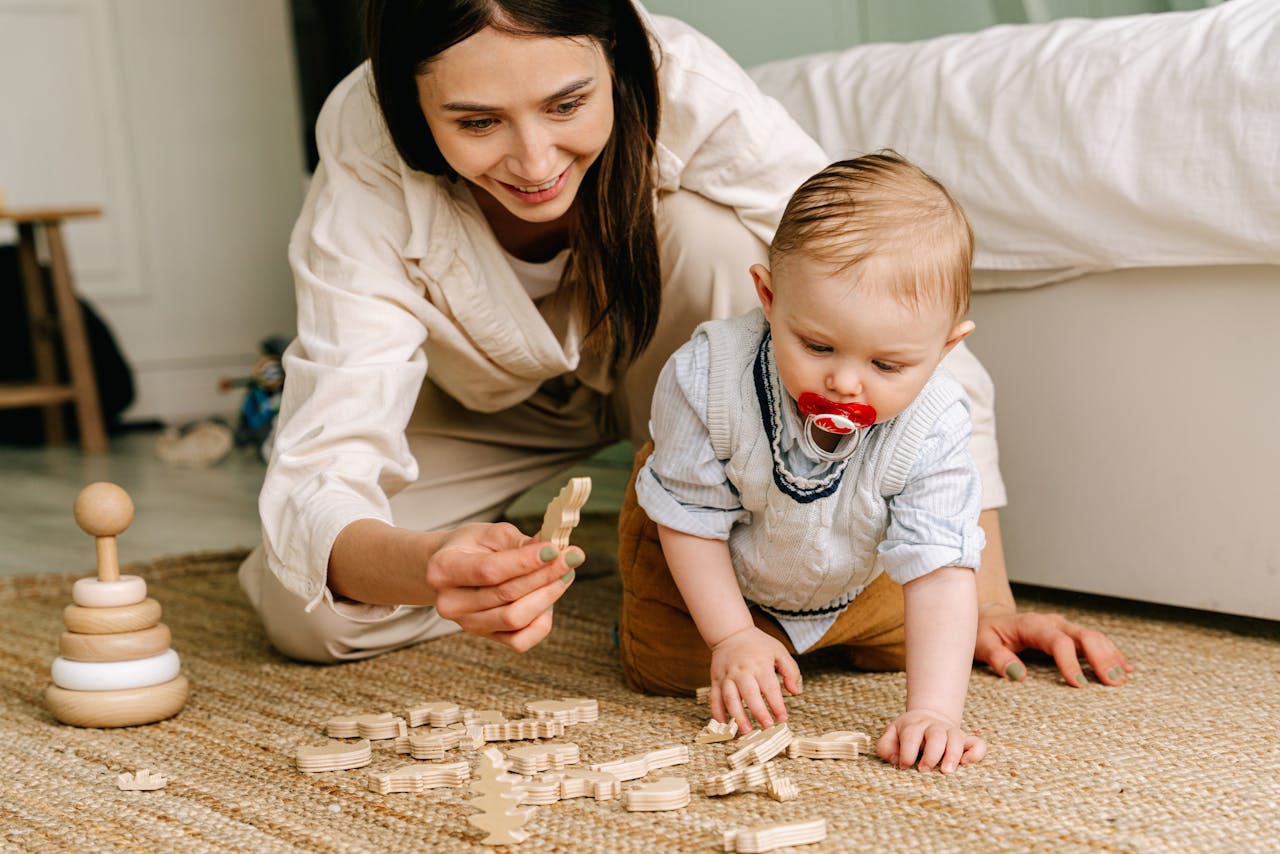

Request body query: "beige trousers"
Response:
[239, 189, 770, 662]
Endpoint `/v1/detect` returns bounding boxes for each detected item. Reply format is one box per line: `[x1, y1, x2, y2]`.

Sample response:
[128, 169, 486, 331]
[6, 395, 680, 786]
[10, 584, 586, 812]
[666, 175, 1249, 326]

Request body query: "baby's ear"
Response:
[750, 264, 774, 320]
[942, 319, 976, 355]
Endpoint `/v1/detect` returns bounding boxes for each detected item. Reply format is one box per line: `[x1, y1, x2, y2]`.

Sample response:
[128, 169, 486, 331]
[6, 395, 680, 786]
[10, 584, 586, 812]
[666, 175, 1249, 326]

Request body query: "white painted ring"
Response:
[51, 648, 180, 692]
[72, 575, 147, 608]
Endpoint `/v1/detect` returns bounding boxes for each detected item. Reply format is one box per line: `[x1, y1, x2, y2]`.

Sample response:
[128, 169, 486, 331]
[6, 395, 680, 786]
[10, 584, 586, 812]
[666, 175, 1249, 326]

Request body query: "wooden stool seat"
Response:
[0, 205, 108, 453]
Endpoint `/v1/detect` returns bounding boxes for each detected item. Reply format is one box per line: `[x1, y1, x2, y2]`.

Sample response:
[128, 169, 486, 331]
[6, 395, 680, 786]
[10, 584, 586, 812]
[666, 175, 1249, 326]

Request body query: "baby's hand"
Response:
[876, 709, 986, 773]
[709, 626, 801, 733]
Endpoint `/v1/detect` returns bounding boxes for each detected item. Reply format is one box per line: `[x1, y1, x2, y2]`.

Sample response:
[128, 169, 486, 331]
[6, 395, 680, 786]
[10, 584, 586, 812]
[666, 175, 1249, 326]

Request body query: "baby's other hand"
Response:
[709, 626, 801, 733]
[876, 709, 985, 773]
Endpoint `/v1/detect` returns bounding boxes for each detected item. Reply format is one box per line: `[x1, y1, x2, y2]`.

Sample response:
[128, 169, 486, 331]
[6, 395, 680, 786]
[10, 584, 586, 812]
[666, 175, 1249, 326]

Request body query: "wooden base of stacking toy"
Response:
[46, 483, 189, 728]
[46, 675, 189, 728]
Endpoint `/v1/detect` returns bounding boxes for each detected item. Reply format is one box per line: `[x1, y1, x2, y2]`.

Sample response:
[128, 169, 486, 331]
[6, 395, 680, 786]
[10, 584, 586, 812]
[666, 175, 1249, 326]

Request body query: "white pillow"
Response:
[750, 0, 1280, 288]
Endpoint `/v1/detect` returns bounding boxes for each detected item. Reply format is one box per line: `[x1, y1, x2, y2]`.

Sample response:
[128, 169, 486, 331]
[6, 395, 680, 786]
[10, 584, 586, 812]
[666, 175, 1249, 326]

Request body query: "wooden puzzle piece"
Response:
[703, 763, 770, 797]
[469, 718, 565, 743]
[296, 738, 373, 772]
[468, 747, 534, 846]
[589, 745, 689, 781]
[723, 818, 827, 852]
[624, 777, 691, 812]
[394, 723, 479, 759]
[325, 712, 407, 740]
[116, 769, 167, 791]
[763, 765, 799, 802]
[524, 697, 599, 725]
[786, 730, 872, 760]
[462, 709, 507, 725]
[726, 723, 792, 769]
[515, 774, 564, 806]
[368, 760, 469, 794]
[537, 477, 592, 549]
[506, 743, 580, 775]
[695, 718, 739, 744]
[558, 769, 622, 801]
[405, 701, 461, 728]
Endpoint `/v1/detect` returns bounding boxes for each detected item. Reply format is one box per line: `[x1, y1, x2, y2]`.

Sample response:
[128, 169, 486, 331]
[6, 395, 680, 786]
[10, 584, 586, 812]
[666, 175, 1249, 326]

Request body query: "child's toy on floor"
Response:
[723, 818, 827, 852]
[45, 483, 190, 728]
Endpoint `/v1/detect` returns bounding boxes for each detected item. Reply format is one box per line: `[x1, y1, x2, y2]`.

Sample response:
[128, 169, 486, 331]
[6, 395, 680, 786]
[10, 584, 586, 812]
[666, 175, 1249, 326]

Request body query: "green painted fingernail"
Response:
[563, 548, 584, 568]
[539, 545, 558, 562]
[1004, 662, 1025, 680]
[1073, 672, 1088, 687]
[1107, 666, 1124, 680]
[561, 569, 575, 585]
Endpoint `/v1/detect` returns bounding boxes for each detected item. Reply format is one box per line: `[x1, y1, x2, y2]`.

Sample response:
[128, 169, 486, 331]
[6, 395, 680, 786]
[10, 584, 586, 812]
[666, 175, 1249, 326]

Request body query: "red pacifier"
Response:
[796, 393, 877, 462]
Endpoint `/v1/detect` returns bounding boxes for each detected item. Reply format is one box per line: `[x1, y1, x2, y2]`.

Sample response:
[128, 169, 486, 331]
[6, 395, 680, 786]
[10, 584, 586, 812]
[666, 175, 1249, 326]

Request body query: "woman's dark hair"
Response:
[365, 0, 662, 363]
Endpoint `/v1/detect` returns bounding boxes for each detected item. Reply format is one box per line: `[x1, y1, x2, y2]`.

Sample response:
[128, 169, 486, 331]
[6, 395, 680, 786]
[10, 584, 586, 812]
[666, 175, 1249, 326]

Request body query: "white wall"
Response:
[0, 0, 304, 424]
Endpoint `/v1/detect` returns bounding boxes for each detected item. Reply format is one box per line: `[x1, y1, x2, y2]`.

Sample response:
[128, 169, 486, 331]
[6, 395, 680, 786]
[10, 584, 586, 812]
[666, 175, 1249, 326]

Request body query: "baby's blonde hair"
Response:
[770, 151, 974, 322]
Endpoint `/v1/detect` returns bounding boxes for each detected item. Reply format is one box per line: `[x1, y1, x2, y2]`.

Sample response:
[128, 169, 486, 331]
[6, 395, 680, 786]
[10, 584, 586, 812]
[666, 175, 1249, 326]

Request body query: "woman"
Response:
[239, 0, 1130, 690]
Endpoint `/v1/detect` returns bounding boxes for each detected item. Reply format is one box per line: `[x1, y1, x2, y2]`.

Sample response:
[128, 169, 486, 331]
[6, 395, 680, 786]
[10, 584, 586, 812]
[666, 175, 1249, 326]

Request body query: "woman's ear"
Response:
[751, 264, 775, 321]
[942, 319, 976, 356]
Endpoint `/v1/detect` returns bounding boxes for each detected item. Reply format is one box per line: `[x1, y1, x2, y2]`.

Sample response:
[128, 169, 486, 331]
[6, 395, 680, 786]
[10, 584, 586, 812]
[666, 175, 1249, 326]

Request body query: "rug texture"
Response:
[2, 515, 1277, 853]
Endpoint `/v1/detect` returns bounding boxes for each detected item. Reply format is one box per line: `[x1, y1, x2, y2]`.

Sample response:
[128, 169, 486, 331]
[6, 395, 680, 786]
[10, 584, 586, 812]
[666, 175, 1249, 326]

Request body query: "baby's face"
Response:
[753, 256, 968, 426]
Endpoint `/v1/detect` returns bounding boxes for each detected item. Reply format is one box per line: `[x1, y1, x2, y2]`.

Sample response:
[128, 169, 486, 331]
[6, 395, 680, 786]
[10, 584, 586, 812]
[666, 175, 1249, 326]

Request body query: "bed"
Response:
[748, 0, 1280, 620]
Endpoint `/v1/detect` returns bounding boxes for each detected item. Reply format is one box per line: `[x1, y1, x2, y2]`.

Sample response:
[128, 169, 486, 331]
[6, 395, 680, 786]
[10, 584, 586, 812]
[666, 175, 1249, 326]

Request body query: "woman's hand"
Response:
[877, 708, 985, 773]
[708, 626, 802, 733]
[975, 607, 1133, 687]
[427, 522, 581, 653]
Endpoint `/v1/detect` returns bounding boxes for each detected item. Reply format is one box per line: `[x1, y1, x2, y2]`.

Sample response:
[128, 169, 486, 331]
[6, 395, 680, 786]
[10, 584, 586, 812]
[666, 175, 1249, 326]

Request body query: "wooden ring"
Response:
[72, 575, 147, 608]
[51, 649, 180, 691]
[63, 597, 161, 634]
[46, 675, 189, 728]
[60, 624, 172, 662]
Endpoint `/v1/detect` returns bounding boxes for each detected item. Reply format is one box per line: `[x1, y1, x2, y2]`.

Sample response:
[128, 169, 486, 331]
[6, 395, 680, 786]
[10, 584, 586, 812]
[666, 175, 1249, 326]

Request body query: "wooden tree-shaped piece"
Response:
[468, 746, 534, 845]
[537, 477, 592, 548]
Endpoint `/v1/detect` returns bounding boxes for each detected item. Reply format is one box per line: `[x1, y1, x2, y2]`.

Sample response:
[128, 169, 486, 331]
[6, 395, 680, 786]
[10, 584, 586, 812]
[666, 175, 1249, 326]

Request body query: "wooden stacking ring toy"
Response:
[45, 482, 190, 728]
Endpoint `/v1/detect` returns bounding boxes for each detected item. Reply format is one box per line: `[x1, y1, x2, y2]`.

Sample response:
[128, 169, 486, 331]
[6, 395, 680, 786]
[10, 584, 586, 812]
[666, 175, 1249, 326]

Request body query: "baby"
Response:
[620, 152, 986, 772]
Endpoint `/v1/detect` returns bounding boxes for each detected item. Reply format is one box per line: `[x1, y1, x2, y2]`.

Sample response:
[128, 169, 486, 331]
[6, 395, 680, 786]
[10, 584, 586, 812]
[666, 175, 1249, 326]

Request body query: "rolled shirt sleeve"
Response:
[877, 398, 986, 585]
[636, 333, 748, 540]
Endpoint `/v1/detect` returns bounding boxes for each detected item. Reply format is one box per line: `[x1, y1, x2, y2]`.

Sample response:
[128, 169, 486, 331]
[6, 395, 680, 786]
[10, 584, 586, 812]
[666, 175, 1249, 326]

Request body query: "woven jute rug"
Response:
[3, 515, 1277, 853]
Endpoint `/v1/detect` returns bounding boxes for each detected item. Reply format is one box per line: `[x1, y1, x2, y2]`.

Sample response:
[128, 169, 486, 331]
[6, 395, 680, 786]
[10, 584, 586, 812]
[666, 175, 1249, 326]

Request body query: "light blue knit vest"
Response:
[702, 309, 961, 617]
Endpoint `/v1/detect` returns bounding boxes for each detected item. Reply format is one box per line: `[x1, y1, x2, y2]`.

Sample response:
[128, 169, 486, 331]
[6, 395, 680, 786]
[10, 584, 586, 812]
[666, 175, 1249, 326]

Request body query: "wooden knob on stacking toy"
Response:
[47, 482, 188, 728]
[74, 482, 134, 583]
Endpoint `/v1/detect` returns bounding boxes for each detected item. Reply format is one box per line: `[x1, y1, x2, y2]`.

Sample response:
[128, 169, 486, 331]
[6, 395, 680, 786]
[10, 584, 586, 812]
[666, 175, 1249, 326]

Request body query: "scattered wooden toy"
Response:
[463, 709, 508, 725]
[624, 777, 691, 812]
[762, 765, 799, 802]
[537, 477, 592, 548]
[45, 483, 189, 728]
[703, 763, 770, 797]
[405, 701, 461, 728]
[506, 743, 580, 775]
[726, 723, 792, 769]
[589, 745, 689, 781]
[296, 739, 373, 773]
[116, 769, 168, 791]
[695, 719, 739, 744]
[469, 747, 534, 846]
[324, 712, 407, 740]
[369, 760, 469, 794]
[723, 818, 827, 852]
[524, 697, 599, 725]
[787, 730, 872, 760]
[558, 769, 622, 802]
[394, 724, 479, 759]
[469, 718, 565, 743]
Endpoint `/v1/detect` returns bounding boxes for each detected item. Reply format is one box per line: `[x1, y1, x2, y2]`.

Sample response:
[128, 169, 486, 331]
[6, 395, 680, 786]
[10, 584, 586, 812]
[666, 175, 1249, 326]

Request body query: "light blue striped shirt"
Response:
[636, 330, 984, 651]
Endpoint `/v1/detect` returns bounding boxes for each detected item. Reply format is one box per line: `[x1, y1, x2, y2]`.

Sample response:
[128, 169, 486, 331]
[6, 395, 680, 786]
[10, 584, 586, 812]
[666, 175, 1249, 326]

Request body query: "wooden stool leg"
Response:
[44, 223, 108, 454]
[15, 223, 65, 444]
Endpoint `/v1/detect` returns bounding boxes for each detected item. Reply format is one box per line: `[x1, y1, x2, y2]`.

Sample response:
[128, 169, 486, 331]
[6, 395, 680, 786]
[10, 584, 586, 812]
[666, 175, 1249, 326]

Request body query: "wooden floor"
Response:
[0, 430, 633, 578]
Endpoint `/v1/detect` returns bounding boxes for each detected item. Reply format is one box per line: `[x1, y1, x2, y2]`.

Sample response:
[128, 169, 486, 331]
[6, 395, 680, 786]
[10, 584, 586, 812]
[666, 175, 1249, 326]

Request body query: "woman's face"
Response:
[416, 26, 615, 226]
